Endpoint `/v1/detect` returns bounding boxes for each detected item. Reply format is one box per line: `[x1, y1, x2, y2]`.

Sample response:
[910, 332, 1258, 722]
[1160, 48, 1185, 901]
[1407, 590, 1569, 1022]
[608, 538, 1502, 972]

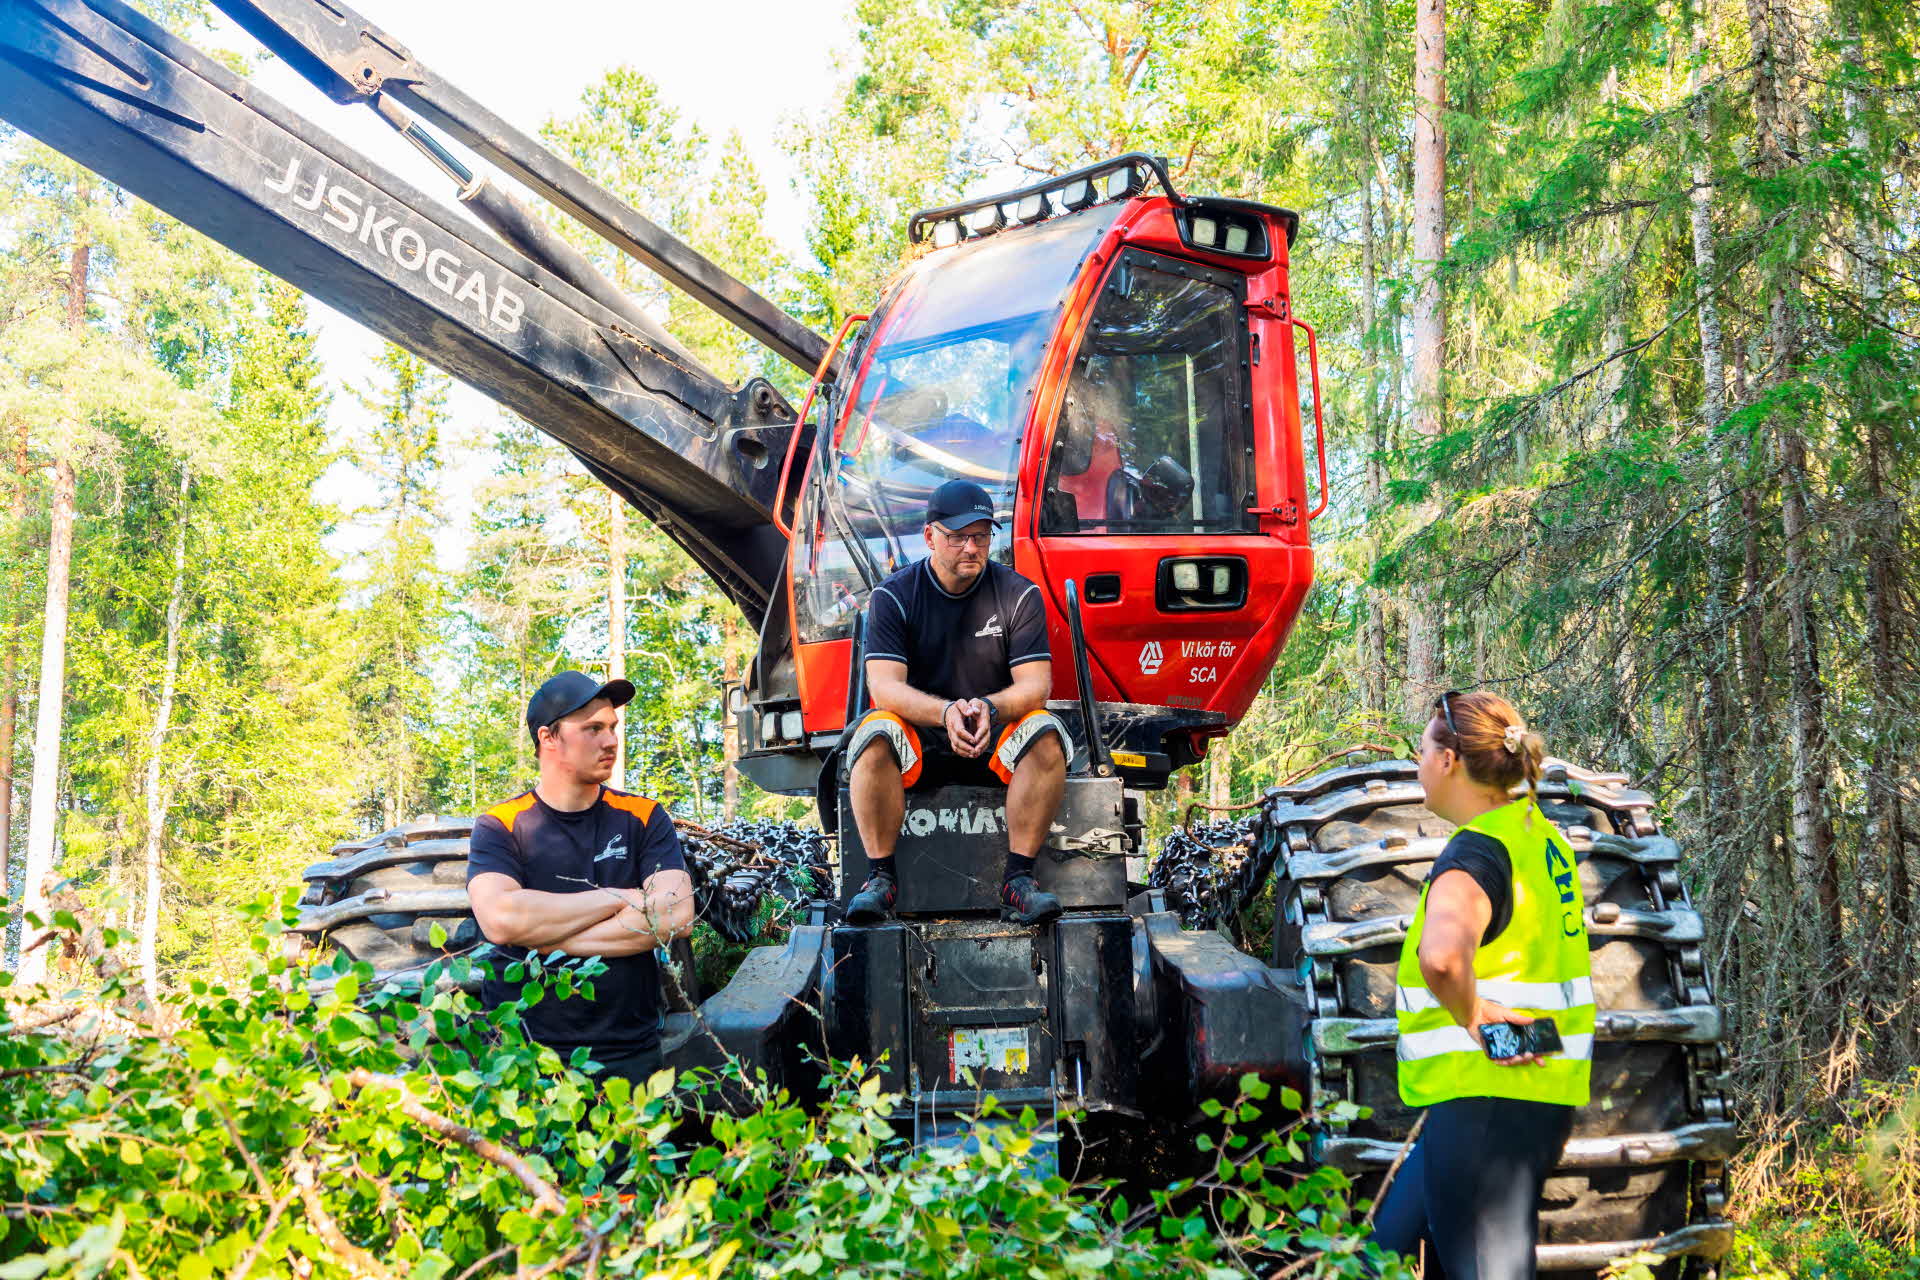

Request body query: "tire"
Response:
[1261, 759, 1734, 1275]
[291, 815, 482, 988]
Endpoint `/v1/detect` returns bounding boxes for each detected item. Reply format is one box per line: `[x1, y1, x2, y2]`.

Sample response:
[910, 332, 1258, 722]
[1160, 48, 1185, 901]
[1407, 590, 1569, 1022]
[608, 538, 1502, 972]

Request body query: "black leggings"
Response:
[1368, 1096, 1574, 1280]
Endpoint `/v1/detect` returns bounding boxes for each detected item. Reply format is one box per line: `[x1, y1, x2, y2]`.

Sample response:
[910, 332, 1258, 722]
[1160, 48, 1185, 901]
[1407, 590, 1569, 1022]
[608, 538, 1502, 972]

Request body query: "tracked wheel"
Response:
[1258, 759, 1734, 1276]
[291, 816, 483, 988]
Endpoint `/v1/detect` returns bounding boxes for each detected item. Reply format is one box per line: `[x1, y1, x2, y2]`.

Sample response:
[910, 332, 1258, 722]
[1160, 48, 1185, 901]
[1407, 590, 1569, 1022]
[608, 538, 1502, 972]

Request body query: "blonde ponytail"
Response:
[1430, 691, 1547, 806]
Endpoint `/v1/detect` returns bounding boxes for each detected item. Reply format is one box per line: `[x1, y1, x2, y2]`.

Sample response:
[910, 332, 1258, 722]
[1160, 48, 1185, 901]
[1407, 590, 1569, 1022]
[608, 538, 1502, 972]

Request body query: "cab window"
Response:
[1041, 251, 1255, 536]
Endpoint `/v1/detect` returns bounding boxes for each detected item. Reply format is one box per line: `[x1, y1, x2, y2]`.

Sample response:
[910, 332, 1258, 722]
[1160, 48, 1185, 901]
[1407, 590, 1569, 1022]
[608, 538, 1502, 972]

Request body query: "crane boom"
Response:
[210, 0, 832, 377]
[0, 0, 817, 623]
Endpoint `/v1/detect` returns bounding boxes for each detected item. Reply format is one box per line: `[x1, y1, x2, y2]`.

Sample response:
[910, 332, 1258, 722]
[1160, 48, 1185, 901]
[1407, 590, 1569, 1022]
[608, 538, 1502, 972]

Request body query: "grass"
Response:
[1717, 1067, 1920, 1278]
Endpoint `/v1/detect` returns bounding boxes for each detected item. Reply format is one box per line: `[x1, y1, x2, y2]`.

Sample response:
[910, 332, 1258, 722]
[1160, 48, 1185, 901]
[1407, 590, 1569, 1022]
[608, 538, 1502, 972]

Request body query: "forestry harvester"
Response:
[0, 0, 1733, 1269]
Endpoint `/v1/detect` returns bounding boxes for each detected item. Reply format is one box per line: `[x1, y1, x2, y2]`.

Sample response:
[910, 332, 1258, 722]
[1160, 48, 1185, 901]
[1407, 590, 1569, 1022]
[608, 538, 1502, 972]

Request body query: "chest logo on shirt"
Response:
[974, 613, 1003, 639]
[594, 834, 629, 864]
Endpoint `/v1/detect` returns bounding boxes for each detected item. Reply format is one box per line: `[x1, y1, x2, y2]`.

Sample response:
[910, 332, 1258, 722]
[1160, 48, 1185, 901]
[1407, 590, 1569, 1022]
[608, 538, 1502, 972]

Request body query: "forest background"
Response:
[1, 0, 1918, 1271]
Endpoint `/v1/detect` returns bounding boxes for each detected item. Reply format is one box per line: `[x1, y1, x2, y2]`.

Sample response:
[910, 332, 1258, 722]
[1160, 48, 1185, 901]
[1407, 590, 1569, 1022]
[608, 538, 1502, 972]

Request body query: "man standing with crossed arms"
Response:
[467, 672, 697, 1086]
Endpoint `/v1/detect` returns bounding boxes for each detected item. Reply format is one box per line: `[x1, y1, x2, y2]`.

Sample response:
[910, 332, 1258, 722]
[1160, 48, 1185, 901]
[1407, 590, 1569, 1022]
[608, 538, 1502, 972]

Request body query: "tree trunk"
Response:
[1598, 63, 1638, 745]
[140, 463, 190, 1003]
[16, 458, 77, 989]
[1404, 0, 1447, 722]
[514, 658, 530, 778]
[1688, 7, 1735, 839]
[1209, 735, 1232, 809]
[1861, 416, 1913, 951]
[1358, 131, 1388, 719]
[0, 419, 29, 906]
[721, 617, 741, 823]
[1743, 0, 1843, 968]
[385, 619, 405, 829]
[608, 492, 627, 789]
[105, 814, 124, 935]
[15, 238, 88, 988]
[1842, 23, 1913, 970]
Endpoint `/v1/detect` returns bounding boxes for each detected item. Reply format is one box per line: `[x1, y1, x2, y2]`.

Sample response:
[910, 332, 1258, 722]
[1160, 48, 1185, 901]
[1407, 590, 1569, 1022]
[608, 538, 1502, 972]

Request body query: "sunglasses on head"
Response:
[1435, 689, 1465, 738]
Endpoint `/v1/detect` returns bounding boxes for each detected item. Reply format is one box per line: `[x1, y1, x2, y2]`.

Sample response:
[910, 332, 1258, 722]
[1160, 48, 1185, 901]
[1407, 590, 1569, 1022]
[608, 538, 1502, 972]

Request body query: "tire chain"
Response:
[1152, 759, 1735, 1269]
[676, 819, 832, 946]
[1150, 813, 1265, 929]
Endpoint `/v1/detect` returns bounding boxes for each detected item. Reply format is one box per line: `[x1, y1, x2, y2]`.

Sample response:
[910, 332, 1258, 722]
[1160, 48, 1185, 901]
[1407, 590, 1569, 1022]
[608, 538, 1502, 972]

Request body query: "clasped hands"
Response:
[941, 698, 996, 758]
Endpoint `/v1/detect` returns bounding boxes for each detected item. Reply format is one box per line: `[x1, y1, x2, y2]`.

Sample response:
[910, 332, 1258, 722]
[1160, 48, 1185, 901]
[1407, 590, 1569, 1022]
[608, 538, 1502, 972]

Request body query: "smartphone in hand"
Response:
[1479, 1017, 1564, 1061]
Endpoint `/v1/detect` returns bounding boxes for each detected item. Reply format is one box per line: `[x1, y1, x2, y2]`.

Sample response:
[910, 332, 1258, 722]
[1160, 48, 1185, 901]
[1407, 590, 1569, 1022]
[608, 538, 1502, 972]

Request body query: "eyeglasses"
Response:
[932, 525, 993, 550]
[1435, 689, 1465, 738]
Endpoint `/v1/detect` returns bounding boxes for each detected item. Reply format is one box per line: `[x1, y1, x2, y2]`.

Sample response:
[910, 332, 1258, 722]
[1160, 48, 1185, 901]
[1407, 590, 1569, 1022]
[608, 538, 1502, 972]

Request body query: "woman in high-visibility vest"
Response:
[1367, 690, 1593, 1280]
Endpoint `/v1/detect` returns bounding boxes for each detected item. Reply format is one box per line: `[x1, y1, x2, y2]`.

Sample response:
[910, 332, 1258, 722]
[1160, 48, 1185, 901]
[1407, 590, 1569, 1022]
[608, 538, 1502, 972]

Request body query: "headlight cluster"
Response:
[1180, 209, 1263, 258]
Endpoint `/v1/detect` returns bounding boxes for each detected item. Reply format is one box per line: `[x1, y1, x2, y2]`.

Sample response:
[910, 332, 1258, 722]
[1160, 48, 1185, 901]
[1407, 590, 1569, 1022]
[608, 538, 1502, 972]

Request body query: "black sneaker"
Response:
[846, 873, 898, 924]
[1000, 874, 1062, 925]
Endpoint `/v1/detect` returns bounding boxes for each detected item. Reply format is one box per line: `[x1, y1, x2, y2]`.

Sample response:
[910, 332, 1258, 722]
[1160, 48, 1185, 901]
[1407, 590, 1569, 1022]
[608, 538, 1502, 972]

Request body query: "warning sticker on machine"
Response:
[949, 1026, 1030, 1081]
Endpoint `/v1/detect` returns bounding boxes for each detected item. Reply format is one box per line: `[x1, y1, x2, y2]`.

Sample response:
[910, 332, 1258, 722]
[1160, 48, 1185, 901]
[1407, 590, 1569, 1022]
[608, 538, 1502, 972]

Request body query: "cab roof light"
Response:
[903, 152, 1298, 246]
[1104, 165, 1145, 200]
[1059, 178, 1096, 210]
[965, 203, 1007, 236]
[1190, 215, 1219, 248]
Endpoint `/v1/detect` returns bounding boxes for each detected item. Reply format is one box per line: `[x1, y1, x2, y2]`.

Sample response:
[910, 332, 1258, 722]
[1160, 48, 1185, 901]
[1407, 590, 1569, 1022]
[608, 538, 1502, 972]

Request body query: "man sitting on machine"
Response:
[844, 479, 1072, 926]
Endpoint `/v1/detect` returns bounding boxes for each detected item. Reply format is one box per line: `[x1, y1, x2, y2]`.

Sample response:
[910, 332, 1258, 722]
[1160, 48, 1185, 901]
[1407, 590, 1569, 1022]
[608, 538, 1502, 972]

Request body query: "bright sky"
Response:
[209, 0, 853, 568]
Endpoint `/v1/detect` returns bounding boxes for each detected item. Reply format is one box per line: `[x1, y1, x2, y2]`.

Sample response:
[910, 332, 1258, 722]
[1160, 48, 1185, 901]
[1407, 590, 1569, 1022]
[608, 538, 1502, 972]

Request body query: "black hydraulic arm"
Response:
[0, 0, 806, 623]
[209, 0, 833, 377]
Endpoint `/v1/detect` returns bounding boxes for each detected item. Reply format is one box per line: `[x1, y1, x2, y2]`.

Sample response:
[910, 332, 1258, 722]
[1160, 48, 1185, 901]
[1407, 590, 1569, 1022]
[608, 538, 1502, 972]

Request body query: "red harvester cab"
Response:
[780, 155, 1324, 787]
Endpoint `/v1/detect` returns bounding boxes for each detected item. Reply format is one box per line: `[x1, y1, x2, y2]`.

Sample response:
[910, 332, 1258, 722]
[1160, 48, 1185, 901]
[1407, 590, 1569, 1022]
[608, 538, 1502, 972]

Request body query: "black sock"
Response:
[1004, 852, 1036, 883]
[866, 855, 896, 881]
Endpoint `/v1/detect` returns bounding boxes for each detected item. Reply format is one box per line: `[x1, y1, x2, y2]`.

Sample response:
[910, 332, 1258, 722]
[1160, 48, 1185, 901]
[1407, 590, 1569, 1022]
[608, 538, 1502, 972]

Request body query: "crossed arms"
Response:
[468, 869, 696, 958]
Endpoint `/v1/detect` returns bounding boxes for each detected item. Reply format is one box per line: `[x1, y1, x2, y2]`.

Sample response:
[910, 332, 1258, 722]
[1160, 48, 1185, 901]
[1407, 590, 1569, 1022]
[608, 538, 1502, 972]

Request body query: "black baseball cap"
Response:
[526, 670, 635, 743]
[926, 479, 998, 529]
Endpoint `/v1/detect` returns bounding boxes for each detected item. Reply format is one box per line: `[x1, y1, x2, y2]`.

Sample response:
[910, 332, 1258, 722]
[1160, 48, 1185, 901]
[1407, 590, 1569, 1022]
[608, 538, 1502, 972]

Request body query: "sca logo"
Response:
[1138, 640, 1165, 675]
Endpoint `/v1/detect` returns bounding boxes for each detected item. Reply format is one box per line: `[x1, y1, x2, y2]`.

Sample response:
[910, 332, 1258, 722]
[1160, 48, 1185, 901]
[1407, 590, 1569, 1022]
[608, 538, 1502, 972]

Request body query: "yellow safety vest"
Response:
[1395, 796, 1594, 1107]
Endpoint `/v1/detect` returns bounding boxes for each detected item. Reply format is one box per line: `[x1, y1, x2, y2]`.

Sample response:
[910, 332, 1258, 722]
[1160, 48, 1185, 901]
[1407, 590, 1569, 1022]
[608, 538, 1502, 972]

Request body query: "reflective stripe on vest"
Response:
[1396, 1026, 1596, 1063]
[1395, 976, 1594, 1015]
[1394, 796, 1595, 1108]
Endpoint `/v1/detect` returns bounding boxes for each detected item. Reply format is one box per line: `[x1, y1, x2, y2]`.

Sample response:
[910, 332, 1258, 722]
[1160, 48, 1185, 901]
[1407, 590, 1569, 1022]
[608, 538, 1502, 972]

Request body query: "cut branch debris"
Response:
[343, 1068, 564, 1215]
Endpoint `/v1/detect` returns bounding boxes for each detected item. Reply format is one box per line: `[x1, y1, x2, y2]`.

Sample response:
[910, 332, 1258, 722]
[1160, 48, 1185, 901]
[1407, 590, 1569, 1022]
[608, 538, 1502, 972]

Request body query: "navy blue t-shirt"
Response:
[864, 558, 1050, 701]
[467, 786, 686, 1054]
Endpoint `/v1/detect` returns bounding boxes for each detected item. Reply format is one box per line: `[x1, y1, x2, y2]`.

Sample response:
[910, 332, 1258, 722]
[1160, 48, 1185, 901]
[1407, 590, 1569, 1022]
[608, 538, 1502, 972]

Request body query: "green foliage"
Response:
[538, 69, 787, 389]
[0, 905, 1408, 1279]
[1732, 1069, 1920, 1265]
[0, 122, 355, 979]
[346, 345, 452, 832]
[6, 11, 1920, 1272]
[1717, 1225, 1920, 1280]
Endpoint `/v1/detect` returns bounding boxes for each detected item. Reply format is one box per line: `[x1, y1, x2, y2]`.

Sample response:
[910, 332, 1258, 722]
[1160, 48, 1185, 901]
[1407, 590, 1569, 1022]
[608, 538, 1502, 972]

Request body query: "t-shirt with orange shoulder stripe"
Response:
[467, 785, 686, 1056]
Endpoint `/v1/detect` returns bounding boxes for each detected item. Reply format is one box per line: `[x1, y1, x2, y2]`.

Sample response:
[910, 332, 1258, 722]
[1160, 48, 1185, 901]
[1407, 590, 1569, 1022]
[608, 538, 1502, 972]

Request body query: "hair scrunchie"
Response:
[1503, 722, 1528, 754]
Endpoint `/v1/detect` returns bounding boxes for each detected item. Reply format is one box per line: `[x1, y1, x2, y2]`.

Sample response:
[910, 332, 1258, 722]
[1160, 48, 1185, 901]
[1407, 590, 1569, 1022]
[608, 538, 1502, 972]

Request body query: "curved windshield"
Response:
[794, 206, 1121, 644]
